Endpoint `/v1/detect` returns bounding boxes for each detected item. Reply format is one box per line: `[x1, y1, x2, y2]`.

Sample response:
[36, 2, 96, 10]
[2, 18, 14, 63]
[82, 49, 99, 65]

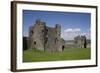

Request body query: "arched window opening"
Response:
[34, 41, 36, 45]
[62, 45, 65, 51]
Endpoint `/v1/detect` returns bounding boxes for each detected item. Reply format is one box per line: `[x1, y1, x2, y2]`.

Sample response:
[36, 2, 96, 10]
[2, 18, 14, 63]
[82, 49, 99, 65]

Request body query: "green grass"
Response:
[23, 48, 91, 62]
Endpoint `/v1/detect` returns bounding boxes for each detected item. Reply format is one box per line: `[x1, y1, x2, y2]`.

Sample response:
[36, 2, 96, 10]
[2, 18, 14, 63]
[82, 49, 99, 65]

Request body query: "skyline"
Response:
[23, 10, 91, 40]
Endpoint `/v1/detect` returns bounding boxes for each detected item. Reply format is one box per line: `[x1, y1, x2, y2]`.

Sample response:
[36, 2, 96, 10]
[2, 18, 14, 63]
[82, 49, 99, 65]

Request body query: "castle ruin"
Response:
[28, 19, 65, 52]
[74, 35, 87, 48]
[23, 19, 88, 52]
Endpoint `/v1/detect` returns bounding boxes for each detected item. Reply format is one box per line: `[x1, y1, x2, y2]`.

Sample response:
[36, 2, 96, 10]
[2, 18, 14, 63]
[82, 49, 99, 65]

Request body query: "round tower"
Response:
[55, 24, 61, 38]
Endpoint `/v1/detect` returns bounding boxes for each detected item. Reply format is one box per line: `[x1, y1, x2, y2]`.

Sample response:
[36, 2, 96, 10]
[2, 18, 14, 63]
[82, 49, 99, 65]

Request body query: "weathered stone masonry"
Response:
[27, 19, 65, 52]
[23, 19, 88, 51]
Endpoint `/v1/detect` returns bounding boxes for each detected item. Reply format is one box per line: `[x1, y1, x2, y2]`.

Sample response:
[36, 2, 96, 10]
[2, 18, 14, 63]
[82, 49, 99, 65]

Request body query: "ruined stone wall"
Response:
[45, 27, 57, 52]
[27, 19, 64, 52]
[74, 35, 87, 48]
[55, 24, 63, 52]
[23, 19, 90, 52]
[24, 19, 88, 51]
[28, 20, 45, 51]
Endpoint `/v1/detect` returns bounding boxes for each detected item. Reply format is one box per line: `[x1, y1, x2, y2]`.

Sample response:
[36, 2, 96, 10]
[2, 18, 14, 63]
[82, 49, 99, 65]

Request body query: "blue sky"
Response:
[23, 10, 91, 40]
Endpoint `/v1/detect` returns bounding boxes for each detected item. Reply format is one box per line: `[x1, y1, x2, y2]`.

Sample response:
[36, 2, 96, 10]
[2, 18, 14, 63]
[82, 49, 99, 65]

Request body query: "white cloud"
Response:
[64, 28, 81, 33]
[61, 28, 90, 40]
[74, 28, 81, 32]
[64, 28, 73, 32]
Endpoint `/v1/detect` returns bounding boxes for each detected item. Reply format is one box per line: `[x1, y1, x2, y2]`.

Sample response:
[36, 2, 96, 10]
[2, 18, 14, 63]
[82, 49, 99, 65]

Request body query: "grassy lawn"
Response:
[23, 48, 91, 62]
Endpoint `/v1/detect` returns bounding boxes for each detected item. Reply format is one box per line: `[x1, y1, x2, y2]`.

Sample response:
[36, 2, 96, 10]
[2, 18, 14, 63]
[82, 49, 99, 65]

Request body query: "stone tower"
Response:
[28, 19, 65, 52]
[55, 24, 62, 51]
[28, 19, 46, 51]
[74, 35, 87, 48]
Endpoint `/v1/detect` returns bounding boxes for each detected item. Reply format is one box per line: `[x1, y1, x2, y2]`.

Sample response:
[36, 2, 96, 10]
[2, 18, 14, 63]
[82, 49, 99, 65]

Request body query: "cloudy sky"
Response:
[23, 10, 91, 40]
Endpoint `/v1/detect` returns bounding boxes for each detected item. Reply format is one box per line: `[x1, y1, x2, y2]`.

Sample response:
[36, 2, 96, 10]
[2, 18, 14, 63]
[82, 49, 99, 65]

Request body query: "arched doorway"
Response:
[62, 45, 65, 51]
